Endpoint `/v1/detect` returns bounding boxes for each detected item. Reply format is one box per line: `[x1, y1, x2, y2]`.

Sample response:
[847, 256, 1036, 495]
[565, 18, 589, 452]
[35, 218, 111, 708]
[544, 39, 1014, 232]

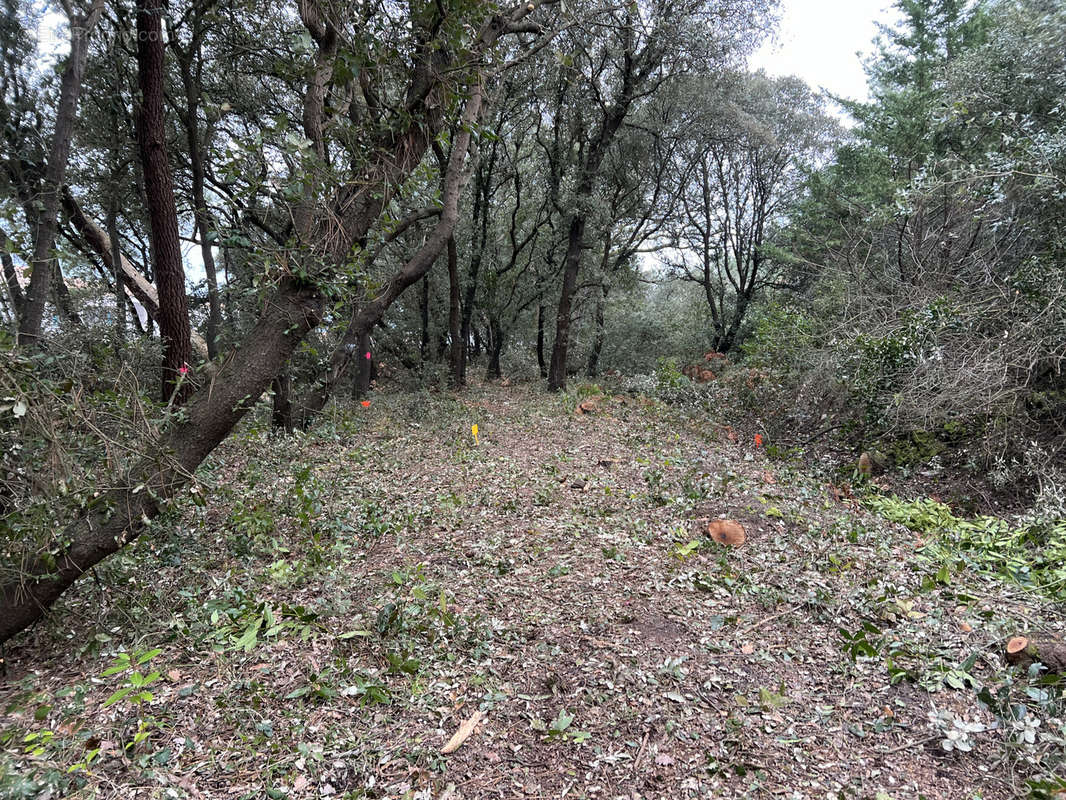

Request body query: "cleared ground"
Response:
[2, 382, 1063, 798]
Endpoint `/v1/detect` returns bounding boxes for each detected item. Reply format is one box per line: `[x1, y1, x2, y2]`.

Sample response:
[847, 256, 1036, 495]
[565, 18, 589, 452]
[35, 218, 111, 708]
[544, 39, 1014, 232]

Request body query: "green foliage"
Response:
[203, 587, 322, 652]
[372, 564, 488, 671]
[533, 709, 590, 744]
[771, 0, 1066, 490]
[865, 495, 1066, 598]
[654, 357, 685, 392]
[740, 304, 816, 371]
[100, 649, 163, 710]
[841, 297, 962, 425]
[0, 336, 170, 582]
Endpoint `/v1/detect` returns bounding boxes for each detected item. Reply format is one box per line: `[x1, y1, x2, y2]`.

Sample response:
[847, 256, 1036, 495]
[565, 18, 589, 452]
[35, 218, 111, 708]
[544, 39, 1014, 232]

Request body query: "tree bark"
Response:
[459, 144, 493, 385]
[272, 371, 294, 433]
[17, 1, 104, 343]
[0, 277, 324, 643]
[419, 274, 430, 364]
[106, 193, 126, 342]
[587, 283, 608, 377]
[51, 259, 81, 325]
[136, 0, 192, 402]
[175, 28, 222, 359]
[446, 235, 463, 386]
[0, 227, 24, 319]
[352, 329, 372, 398]
[547, 215, 585, 390]
[537, 303, 547, 377]
[62, 188, 209, 359]
[486, 316, 504, 379]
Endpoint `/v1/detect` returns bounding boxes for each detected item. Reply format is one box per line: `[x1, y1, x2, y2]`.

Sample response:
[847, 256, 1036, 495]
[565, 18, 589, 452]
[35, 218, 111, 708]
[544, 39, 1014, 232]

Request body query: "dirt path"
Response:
[1, 383, 1061, 798]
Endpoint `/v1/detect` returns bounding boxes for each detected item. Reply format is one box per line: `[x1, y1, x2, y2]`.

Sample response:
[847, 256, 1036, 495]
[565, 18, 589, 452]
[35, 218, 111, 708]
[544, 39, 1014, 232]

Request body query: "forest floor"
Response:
[2, 380, 1065, 799]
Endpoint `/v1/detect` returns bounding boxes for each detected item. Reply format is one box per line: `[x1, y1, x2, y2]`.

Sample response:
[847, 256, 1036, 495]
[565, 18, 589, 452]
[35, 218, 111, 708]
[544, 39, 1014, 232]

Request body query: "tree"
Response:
[778, 0, 1065, 472]
[667, 71, 837, 352]
[0, 0, 552, 644]
[9, 1, 103, 344]
[546, 0, 776, 390]
[135, 0, 193, 402]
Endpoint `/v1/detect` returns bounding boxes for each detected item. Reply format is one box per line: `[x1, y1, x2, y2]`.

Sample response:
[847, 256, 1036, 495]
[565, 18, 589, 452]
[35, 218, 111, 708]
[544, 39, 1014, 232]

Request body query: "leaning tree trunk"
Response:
[0, 1, 534, 646]
[136, 0, 192, 403]
[0, 277, 325, 643]
[17, 1, 104, 344]
[294, 81, 486, 426]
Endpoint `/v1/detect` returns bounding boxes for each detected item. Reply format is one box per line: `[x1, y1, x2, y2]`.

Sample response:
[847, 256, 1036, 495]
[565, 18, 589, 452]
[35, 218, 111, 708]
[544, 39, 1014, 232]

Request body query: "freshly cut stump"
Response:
[707, 519, 746, 546]
[574, 396, 604, 415]
[1005, 635, 1066, 673]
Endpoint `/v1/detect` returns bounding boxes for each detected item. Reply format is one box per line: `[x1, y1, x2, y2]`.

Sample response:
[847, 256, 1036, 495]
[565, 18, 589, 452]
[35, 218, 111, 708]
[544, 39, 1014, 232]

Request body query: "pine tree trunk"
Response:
[136, 0, 192, 403]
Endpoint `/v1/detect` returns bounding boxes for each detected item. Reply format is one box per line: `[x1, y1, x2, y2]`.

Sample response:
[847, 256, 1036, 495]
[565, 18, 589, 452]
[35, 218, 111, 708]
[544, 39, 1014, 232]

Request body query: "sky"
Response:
[750, 0, 899, 104]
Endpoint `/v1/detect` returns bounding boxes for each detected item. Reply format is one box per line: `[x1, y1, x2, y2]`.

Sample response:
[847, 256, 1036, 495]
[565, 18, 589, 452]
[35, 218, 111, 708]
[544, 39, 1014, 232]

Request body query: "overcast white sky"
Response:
[750, 0, 898, 103]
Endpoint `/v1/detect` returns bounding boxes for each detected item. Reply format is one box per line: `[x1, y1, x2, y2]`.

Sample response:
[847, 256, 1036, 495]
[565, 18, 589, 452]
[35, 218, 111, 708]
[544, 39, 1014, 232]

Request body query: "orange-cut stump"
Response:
[707, 519, 746, 546]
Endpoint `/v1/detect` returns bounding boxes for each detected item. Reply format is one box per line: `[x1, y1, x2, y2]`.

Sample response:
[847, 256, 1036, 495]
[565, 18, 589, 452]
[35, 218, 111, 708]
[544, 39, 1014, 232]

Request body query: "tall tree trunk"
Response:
[0, 227, 24, 320]
[352, 329, 372, 398]
[586, 283, 608, 378]
[459, 144, 493, 386]
[547, 215, 585, 390]
[485, 316, 504, 379]
[537, 303, 547, 378]
[107, 36, 127, 343]
[106, 192, 126, 343]
[446, 235, 463, 386]
[272, 371, 293, 433]
[17, 1, 104, 343]
[419, 274, 430, 364]
[136, 0, 192, 402]
[175, 24, 222, 359]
